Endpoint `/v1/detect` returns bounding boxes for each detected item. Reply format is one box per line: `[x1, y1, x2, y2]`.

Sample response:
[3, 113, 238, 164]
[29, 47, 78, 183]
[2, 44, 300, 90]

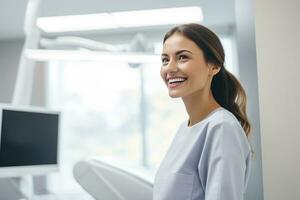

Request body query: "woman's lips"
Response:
[168, 79, 187, 89]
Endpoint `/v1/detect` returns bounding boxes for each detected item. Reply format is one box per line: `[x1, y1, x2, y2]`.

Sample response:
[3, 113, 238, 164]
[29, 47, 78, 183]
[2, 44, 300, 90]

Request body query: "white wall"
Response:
[254, 0, 300, 199]
[234, 0, 264, 199]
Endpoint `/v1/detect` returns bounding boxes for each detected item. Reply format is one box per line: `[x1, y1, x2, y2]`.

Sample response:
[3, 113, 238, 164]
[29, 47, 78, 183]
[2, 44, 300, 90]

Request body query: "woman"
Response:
[153, 23, 252, 200]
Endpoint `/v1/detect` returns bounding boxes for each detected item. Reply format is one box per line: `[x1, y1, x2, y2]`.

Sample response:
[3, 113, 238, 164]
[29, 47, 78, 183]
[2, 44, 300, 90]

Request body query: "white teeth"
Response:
[168, 77, 187, 84]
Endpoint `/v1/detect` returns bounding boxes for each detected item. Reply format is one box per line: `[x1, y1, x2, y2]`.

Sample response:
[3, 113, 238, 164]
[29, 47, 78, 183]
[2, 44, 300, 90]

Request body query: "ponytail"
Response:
[212, 67, 251, 136]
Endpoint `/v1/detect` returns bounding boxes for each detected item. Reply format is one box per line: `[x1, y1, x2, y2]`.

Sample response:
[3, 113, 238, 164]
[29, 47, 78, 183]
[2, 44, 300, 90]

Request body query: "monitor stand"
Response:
[0, 176, 34, 200]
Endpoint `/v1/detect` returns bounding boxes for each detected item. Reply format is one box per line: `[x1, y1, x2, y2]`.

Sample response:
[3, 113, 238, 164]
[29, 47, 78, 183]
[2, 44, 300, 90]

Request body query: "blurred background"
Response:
[0, 0, 299, 200]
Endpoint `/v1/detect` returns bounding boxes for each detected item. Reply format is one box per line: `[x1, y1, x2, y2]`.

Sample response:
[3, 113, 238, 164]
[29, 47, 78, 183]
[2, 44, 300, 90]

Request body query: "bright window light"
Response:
[37, 6, 203, 32]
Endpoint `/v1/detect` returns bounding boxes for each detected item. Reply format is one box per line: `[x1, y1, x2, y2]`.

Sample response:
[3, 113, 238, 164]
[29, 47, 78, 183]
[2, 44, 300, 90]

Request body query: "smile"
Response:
[167, 77, 187, 89]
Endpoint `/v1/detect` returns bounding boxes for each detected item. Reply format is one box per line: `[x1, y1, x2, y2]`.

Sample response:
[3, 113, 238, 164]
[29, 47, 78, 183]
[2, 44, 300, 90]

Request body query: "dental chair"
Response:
[73, 158, 154, 200]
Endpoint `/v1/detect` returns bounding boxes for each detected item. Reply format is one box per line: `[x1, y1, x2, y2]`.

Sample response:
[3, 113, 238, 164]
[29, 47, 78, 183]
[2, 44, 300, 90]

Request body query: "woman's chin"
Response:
[168, 91, 182, 98]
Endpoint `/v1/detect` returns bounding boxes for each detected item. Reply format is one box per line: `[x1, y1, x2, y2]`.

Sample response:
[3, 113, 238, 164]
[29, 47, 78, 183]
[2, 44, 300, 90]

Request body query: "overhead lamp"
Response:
[111, 7, 203, 28]
[37, 6, 203, 32]
[37, 13, 118, 32]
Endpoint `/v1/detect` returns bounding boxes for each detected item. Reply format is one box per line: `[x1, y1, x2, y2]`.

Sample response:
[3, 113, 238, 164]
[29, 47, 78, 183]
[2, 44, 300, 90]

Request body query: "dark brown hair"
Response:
[163, 23, 251, 137]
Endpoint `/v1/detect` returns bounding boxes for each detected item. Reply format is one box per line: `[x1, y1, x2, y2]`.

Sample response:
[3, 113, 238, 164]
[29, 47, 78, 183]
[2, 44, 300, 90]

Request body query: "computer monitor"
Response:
[0, 104, 60, 178]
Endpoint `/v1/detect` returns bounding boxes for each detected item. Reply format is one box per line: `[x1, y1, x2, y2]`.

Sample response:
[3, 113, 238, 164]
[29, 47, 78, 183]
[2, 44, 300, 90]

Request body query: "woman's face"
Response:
[160, 33, 218, 98]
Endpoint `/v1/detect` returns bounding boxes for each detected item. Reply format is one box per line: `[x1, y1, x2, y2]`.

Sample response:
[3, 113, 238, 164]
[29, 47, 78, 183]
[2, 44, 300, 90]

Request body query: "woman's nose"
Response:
[165, 60, 178, 72]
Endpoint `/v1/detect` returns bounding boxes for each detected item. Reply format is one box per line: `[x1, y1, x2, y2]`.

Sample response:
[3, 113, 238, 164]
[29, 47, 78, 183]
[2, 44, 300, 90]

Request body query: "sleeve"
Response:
[198, 121, 250, 200]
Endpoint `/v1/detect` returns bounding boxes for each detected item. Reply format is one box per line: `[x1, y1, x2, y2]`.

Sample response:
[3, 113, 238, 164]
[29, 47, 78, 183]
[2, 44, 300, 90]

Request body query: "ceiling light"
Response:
[37, 13, 118, 32]
[111, 7, 203, 28]
[37, 6, 203, 33]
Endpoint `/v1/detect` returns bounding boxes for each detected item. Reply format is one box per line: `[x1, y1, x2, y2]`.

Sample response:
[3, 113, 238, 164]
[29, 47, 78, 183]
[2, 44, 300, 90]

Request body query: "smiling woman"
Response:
[153, 23, 252, 200]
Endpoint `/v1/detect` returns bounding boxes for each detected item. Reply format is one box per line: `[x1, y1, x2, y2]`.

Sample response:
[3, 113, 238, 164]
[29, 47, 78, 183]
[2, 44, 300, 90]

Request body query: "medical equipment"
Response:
[73, 157, 153, 200]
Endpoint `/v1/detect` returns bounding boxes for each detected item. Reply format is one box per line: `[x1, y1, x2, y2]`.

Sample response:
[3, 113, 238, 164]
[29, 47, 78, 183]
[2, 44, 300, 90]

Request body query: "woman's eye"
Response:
[161, 58, 169, 65]
[178, 55, 188, 61]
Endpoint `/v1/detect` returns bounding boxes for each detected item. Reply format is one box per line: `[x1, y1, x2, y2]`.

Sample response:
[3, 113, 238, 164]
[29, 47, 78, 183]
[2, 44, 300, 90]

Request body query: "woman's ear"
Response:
[212, 66, 221, 75]
[208, 65, 221, 76]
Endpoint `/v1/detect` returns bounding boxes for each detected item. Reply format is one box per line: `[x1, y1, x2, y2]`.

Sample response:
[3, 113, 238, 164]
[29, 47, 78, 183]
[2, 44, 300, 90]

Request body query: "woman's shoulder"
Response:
[206, 107, 251, 153]
[208, 107, 242, 129]
[179, 107, 246, 139]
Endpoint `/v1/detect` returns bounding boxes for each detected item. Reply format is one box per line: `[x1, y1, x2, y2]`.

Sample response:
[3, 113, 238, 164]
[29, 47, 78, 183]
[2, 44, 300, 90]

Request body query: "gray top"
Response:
[153, 107, 252, 200]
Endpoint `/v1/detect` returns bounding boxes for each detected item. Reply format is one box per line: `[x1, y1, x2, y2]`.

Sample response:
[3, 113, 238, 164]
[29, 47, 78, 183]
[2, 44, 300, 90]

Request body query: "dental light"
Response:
[37, 6, 203, 33]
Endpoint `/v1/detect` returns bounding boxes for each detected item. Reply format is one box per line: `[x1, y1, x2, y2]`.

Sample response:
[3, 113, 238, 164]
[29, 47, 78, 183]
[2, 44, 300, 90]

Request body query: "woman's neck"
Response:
[182, 90, 220, 127]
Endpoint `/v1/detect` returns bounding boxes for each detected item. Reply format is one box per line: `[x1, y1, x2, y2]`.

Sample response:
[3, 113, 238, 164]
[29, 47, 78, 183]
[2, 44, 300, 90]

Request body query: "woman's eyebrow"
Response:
[176, 50, 193, 55]
[161, 50, 193, 57]
[161, 53, 168, 57]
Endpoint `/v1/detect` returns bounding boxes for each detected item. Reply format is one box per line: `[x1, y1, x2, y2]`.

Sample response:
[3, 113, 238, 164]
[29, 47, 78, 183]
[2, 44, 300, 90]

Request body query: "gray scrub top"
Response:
[153, 107, 252, 200]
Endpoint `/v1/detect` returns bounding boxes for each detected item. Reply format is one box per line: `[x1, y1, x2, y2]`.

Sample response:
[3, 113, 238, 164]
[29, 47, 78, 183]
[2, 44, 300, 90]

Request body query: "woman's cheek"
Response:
[178, 63, 193, 74]
[177, 63, 186, 72]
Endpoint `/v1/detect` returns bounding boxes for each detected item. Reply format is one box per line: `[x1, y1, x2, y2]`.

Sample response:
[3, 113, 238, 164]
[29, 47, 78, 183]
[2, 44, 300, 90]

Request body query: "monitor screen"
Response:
[0, 107, 59, 168]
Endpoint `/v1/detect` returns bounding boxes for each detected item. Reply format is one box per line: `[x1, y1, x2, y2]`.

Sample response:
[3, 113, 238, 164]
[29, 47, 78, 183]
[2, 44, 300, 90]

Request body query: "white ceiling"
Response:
[0, 0, 236, 40]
